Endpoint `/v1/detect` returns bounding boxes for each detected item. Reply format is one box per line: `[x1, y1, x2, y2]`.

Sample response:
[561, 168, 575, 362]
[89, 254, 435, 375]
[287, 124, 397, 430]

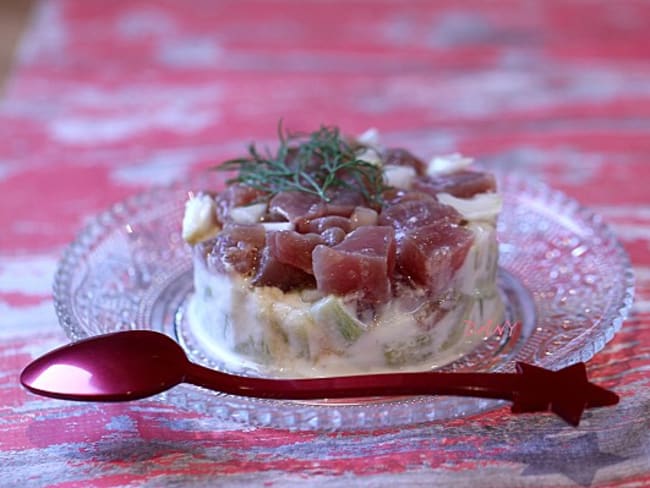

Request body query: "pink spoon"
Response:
[20, 330, 618, 426]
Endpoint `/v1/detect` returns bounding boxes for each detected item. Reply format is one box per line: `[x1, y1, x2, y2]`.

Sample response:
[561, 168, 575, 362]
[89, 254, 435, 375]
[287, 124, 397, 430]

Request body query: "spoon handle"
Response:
[184, 362, 518, 400]
[184, 361, 619, 426]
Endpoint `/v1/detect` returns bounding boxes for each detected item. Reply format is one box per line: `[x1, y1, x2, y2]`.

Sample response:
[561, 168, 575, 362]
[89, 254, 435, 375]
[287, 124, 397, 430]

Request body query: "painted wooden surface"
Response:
[1, 1, 649, 486]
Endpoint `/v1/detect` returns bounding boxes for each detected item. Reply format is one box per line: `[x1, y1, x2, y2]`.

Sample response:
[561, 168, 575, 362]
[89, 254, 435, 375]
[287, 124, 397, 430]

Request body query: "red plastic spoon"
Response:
[20, 330, 618, 426]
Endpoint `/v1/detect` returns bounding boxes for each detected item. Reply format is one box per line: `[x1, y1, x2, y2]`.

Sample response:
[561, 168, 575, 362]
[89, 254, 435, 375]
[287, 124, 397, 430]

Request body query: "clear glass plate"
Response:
[53, 172, 634, 431]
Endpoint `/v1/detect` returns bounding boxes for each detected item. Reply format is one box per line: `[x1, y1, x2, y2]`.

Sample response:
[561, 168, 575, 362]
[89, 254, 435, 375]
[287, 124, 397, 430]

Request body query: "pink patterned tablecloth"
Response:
[1, 1, 649, 486]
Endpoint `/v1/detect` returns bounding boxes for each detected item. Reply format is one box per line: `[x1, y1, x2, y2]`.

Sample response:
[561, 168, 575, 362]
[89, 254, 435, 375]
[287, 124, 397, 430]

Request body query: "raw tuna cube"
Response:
[252, 246, 316, 291]
[215, 184, 267, 224]
[312, 226, 396, 303]
[379, 199, 462, 232]
[322, 188, 366, 215]
[296, 215, 352, 234]
[208, 224, 266, 275]
[268, 231, 325, 274]
[383, 148, 427, 176]
[413, 170, 496, 198]
[269, 191, 322, 223]
[269, 189, 364, 224]
[397, 222, 473, 294]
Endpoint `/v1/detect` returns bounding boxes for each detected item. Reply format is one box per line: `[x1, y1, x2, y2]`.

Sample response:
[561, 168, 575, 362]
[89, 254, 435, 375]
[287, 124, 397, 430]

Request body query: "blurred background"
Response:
[1, 0, 649, 254]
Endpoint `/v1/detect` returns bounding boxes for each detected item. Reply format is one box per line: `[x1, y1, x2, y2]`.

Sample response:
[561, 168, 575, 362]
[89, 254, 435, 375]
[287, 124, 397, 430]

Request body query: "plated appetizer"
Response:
[182, 126, 504, 375]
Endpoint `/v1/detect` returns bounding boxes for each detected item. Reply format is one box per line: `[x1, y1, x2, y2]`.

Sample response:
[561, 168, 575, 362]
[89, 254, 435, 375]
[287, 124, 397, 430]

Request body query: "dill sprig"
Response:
[216, 124, 387, 205]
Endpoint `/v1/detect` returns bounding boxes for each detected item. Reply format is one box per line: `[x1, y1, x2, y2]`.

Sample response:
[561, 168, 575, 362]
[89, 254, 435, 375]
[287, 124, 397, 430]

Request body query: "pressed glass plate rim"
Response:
[52, 172, 635, 431]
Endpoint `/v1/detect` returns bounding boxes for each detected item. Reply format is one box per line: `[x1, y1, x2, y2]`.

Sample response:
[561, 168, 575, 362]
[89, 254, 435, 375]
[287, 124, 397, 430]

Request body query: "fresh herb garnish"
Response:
[216, 124, 387, 205]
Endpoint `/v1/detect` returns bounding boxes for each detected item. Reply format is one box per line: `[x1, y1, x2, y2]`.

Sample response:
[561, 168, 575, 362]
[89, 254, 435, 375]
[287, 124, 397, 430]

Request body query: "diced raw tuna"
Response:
[349, 206, 378, 228]
[296, 216, 352, 234]
[320, 227, 346, 246]
[383, 148, 426, 175]
[397, 222, 473, 294]
[208, 224, 266, 275]
[270, 189, 364, 223]
[252, 246, 316, 291]
[381, 189, 436, 206]
[312, 226, 396, 303]
[335, 225, 397, 275]
[268, 231, 325, 274]
[322, 188, 366, 216]
[269, 191, 322, 223]
[413, 170, 497, 198]
[215, 184, 267, 224]
[378, 199, 462, 232]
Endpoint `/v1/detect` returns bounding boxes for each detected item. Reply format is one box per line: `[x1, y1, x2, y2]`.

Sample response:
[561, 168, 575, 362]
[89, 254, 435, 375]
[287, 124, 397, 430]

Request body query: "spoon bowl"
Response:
[21, 330, 189, 401]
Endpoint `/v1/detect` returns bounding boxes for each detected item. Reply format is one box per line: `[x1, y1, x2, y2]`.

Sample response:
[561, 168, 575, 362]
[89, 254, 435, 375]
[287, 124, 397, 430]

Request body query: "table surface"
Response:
[1, 1, 649, 487]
